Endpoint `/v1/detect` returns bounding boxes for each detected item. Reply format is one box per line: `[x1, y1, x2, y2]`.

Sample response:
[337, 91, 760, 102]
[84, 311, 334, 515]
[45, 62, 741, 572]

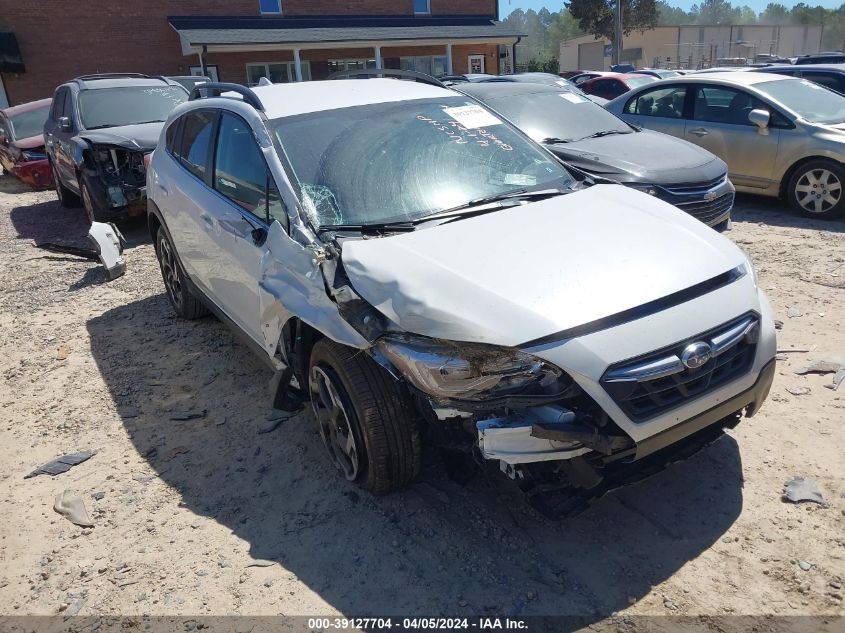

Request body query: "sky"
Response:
[498, 0, 842, 16]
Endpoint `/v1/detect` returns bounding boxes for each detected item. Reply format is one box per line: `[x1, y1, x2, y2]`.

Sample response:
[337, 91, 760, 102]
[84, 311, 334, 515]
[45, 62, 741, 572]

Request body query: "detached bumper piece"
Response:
[87, 222, 127, 280]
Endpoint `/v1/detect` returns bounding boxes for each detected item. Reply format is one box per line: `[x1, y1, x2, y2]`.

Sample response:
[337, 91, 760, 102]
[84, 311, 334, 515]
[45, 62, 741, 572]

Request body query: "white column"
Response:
[446, 43, 454, 74]
[375, 45, 383, 69]
[293, 48, 303, 82]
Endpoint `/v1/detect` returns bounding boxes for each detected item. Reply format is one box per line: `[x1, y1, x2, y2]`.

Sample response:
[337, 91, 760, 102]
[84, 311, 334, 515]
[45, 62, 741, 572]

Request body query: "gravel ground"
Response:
[0, 174, 843, 630]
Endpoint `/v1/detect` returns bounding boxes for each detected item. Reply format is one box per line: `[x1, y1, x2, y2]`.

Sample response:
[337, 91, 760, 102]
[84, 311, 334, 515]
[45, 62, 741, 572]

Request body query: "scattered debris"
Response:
[777, 348, 811, 354]
[34, 241, 99, 261]
[795, 359, 844, 375]
[785, 386, 811, 396]
[87, 222, 126, 280]
[787, 307, 803, 318]
[783, 476, 827, 506]
[92, 492, 105, 501]
[56, 345, 69, 361]
[257, 410, 294, 434]
[167, 446, 189, 458]
[776, 353, 789, 361]
[53, 490, 95, 527]
[245, 559, 278, 568]
[24, 450, 96, 479]
[799, 561, 814, 571]
[825, 369, 845, 391]
[774, 319, 784, 330]
[169, 410, 207, 421]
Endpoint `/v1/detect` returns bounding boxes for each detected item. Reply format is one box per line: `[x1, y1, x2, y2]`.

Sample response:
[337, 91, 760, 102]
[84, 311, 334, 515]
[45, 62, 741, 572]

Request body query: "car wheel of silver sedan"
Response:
[308, 338, 420, 495]
[788, 160, 845, 219]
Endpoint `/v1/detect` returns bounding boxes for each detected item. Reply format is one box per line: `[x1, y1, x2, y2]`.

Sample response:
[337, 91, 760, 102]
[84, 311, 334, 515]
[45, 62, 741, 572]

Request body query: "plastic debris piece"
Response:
[795, 359, 844, 375]
[245, 559, 278, 568]
[53, 490, 95, 527]
[825, 368, 845, 391]
[774, 320, 784, 330]
[170, 410, 207, 421]
[783, 476, 826, 505]
[787, 307, 803, 318]
[24, 450, 96, 479]
[87, 221, 126, 281]
[257, 410, 294, 434]
[34, 241, 99, 261]
[785, 386, 811, 396]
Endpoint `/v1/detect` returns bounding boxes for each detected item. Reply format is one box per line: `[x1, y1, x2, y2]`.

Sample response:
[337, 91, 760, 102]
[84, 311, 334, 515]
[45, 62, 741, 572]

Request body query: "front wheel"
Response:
[308, 338, 420, 495]
[155, 227, 209, 319]
[52, 163, 80, 208]
[788, 159, 845, 219]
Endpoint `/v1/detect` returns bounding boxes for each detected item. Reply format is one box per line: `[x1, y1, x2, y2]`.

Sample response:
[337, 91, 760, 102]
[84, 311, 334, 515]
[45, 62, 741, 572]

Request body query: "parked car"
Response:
[751, 63, 845, 95]
[168, 75, 211, 92]
[569, 71, 615, 85]
[146, 76, 775, 513]
[499, 72, 576, 88]
[438, 73, 498, 85]
[580, 73, 658, 100]
[633, 69, 682, 79]
[559, 70, 587, 79]
[606, 71, 845, 219]
[795, 52, 845, 65]
[44, 73, 188, 222]
[458, 82, 734, 229]
[0, 97, 52, 189]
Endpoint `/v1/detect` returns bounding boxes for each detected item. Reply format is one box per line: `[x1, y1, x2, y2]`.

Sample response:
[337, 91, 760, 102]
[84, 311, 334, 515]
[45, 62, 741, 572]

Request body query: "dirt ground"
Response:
[0, 173, 843, 629]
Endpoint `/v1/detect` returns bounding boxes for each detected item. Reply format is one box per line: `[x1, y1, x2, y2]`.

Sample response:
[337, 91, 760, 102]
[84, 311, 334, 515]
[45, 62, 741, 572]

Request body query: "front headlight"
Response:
[377, 335, 570, 402]
[628, 183, 658, 196]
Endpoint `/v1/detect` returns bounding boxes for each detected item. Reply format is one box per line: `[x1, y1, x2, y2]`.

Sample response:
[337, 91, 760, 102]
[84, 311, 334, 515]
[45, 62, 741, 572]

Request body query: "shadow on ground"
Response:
[733, 193, 845, 233]
[87, 293, 745, 618]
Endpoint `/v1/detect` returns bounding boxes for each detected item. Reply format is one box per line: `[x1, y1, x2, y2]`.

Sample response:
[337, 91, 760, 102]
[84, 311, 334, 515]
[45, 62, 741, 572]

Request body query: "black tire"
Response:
[308, 338, 420, 495]
[787, 159, 845, 219]
[51, 162, 80, 207]
[155, 227, 209, 319]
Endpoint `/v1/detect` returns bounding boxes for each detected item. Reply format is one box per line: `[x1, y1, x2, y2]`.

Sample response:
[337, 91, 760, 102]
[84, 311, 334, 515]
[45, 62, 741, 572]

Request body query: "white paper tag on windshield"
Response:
[560, 93, 588, 103]
[443, 105, 502, 129]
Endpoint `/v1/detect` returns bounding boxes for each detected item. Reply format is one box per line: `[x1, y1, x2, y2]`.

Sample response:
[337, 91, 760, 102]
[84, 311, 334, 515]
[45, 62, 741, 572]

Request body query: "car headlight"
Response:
[376, 335, 570, 402]
[628, 183, 658, 196]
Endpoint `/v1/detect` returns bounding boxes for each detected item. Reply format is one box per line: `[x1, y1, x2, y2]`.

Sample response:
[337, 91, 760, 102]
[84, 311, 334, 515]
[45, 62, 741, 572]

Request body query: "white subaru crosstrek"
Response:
[146, 74, 776, 516]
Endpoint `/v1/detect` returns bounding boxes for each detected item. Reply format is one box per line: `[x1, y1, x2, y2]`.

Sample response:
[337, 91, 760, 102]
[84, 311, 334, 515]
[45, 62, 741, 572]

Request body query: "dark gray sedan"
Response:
[458, 82, 734, 229]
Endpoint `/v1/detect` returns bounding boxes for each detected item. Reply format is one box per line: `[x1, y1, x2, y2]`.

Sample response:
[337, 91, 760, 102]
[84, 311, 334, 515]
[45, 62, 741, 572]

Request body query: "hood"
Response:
[77, 121, 164, 151]
[341, 184, 747, 347]
[11, 135, 45, 150]
[549, 129, 725, 185]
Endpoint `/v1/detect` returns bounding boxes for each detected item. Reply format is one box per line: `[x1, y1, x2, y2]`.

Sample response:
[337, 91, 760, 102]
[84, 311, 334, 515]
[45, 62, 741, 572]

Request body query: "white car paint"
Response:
[149, 78, 776, 478]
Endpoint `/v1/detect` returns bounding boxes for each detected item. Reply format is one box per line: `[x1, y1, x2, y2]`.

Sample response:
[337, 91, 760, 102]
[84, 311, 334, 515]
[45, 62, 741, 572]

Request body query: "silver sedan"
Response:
[605, 71, 845, 219]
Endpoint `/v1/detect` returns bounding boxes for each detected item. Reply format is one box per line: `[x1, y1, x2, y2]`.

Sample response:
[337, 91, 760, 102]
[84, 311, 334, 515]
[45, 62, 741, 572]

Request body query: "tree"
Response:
[759, 2, 789, 23]
[656, 0, 691, 25]
[690, 0, 739, 25]
[566, 0, 659, 48]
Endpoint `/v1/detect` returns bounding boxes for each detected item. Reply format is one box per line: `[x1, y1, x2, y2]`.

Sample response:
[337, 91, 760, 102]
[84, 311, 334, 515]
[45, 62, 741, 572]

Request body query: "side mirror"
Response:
[748, 109, 770, 134]
[58, 116, 71, 132]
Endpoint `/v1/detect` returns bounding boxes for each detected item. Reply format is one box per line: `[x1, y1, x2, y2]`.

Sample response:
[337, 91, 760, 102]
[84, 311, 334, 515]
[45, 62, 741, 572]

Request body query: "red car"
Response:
[0, 98, 52, 189]
[579, 73, 658, 101]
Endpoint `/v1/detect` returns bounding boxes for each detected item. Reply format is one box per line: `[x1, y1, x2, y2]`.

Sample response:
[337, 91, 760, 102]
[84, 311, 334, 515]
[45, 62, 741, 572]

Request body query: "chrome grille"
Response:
[662, 176, 727, 194]
[601, 314, 758, 422]
[674, 192, 734, 225]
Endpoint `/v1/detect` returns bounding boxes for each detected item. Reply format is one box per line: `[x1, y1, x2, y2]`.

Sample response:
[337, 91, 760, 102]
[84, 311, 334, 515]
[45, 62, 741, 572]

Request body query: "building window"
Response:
[414, 0, 430, 14]
[259, 0, 282, 14]
[246, 61, 311, 85]
[401, 56, 447, 76]
[327, 59, 378, 74]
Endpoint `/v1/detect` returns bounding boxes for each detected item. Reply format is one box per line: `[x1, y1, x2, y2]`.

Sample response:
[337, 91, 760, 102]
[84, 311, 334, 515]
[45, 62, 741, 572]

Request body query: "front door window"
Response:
[468, 55, 485, 74]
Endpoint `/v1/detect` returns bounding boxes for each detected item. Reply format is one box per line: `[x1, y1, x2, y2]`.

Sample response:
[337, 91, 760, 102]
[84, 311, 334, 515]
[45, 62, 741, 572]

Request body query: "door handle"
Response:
[689, 128, 709, 137]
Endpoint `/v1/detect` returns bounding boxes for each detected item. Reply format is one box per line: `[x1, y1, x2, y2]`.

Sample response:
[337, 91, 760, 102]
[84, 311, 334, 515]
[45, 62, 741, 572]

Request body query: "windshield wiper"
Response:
[316, 221, 416, 234]
[542, 137, 574, 144]
[577, 130, 633, 140]
[413, 188, 568, 225]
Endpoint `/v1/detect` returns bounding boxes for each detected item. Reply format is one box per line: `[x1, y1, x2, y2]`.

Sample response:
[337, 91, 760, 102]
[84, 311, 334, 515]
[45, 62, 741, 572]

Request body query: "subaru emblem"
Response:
[681, 342, 712, 369]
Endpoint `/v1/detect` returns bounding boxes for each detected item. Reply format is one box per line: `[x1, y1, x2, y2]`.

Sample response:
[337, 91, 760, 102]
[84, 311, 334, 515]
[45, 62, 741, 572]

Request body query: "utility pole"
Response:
[612, 0, 623, 66]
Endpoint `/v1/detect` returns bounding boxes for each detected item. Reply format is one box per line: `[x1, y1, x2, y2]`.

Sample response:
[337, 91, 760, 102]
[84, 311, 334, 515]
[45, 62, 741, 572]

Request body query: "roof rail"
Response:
[188, 82, 264, 111]
[326, 68, 447, 89]
[75, 73, 155, 82]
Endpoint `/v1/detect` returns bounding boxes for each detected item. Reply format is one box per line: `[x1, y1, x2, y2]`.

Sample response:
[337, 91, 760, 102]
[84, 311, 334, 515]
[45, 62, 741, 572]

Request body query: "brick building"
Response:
[0, 0, 519, 106]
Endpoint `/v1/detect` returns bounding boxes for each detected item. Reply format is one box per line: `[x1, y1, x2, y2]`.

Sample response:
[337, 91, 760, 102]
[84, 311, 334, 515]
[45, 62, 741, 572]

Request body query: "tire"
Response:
[787, 159, 845, 219]
[155, 227, 209, 319]
[308, 338, 420, 495]
[51, 162, 80, 208]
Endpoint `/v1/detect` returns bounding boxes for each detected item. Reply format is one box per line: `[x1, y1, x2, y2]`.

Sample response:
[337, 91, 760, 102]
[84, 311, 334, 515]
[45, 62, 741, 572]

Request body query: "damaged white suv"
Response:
[147, 74, 776, 515]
